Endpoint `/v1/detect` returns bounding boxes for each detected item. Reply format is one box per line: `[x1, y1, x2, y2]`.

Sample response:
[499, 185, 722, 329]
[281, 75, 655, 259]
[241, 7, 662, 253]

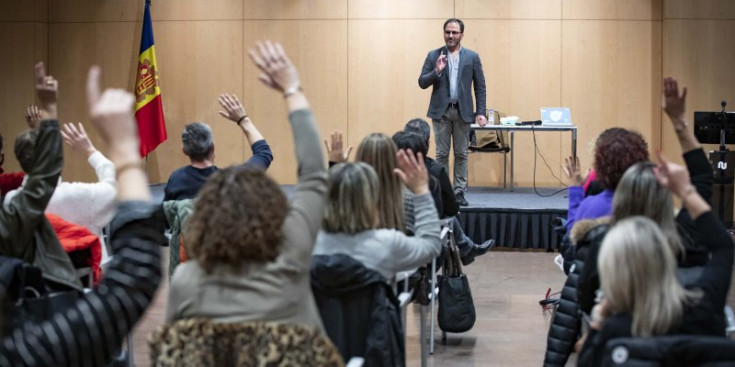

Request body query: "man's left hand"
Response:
[476, 115, 488, 127]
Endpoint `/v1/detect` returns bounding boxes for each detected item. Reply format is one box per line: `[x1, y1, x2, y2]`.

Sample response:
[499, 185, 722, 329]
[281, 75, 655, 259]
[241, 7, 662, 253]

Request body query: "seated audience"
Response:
[0, 64, 165, 366]
[166, 42, 327, 331]
[163, 93, 273, 201]
[544, 77, 714, 367]
[313, 153, 442, 280]
[5, 122, 116, 264]
[0, 63, 81, 292]
[577, 153, 733, 366]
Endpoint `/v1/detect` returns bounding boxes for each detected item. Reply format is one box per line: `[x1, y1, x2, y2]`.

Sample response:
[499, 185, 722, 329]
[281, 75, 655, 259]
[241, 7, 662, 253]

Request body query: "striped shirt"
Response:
[0, 201, 164, 367]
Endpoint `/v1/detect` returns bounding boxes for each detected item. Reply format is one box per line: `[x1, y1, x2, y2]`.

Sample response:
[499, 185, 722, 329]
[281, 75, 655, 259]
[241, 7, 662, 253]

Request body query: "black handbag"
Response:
[1, 259, 79, 334]
[437, 236, 476, 333]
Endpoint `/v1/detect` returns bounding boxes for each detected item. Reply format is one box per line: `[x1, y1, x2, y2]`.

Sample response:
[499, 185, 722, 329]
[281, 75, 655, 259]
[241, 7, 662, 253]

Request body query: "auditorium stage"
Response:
[151, 184, 569, 251]
[459, 186, 568, 251]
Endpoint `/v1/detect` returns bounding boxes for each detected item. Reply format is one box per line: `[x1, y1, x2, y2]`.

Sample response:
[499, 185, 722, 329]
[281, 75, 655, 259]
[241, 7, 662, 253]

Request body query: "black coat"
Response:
[311, 254, 405, 367]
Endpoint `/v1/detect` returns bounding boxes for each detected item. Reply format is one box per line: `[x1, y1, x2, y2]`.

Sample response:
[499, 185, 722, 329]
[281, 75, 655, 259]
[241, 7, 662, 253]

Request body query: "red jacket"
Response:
[0, 170, 24, 197]
[47, 213, 102, 284]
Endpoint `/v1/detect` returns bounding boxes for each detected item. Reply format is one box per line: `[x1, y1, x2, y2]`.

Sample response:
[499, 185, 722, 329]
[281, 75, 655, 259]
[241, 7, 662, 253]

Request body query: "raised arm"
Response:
[0, 62, 61, 260]
[217, 93, 273, 169]
[248, 41, 327, 264]
[654, 152, 733, 308]
[389, 149, 442, 271]
[418, 50, 445, 89]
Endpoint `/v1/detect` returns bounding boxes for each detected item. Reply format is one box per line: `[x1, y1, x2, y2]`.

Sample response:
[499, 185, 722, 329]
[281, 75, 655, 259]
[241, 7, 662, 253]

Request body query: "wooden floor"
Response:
[131, 249, 735, 367]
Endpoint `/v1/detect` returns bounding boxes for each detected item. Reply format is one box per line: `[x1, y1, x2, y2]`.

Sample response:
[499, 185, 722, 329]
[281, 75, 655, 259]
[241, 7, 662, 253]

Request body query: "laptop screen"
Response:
[541, 108, 572, 125]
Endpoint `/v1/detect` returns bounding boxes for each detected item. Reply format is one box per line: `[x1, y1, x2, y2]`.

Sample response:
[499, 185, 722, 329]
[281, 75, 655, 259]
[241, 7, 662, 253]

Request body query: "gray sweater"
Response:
[313, 192, 442, 280]
[167, 109, 327, 331]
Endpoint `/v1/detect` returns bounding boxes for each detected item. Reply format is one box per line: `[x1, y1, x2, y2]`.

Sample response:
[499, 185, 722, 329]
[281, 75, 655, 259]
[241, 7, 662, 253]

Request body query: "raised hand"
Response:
[61, 122, 97, 157]
[323, 131, 353, 163]
[394, 149, 429, 195]
[652, 151, 692, 199]
[218, 93, 248, 124]
[86, 66, 137, 146]
[34, 62, 58, 119]
[663, 77, 687, 122]
[25, 105, 42, 129]
[563, 156, 584, 187]
[435, 51, 447, 74]
[248, 41, 300, 93]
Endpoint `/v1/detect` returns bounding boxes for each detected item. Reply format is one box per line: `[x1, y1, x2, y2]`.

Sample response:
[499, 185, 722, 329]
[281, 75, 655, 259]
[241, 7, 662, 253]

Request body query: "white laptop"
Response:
[541, 107, 573, 126]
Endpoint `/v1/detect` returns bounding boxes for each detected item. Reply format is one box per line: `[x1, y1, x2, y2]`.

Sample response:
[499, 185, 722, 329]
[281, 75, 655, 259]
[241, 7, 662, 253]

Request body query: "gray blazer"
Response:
[418, 46, 487, 123]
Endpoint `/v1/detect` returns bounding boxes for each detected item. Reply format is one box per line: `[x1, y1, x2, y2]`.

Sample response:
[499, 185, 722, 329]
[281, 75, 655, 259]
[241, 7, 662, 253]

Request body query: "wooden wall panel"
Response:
[456, 0, 561, 20]
[0, 0, 47, 22]
[347, 19, 439, 157]
[49, 1, 139, 23]
[661, 20, 735, 161]
[146, 21, 244, 184]
[243, 20, 348, 184]
[562, 0, 662, 20]
[0, 23, 44, 173]
[348, 0, 452, 19]
[48, 22, 139, 183]
[561, 20, 662, 175]
[153, 0, 242, 21]
[665, 0, 735, 20]
[466, 19, 562, 186]
[243, 1, 346, 20]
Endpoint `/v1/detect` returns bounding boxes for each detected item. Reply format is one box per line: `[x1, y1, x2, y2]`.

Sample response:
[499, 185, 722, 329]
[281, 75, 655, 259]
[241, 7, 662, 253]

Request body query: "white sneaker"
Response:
[553, 254, 564, 273]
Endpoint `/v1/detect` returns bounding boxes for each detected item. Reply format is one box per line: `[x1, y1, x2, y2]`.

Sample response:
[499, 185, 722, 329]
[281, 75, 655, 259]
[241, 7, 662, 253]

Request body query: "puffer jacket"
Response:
[543, 217, 609, 367]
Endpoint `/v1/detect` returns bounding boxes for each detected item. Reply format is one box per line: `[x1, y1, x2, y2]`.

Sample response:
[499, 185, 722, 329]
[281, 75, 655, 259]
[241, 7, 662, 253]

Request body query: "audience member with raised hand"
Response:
[324, 130, 353, 165]
[4, 121, 117, 264]
[313, 148, 442, 280]
[0, 62, 83, 292]
[163, 92, 273, 201]
[166, 41, 329, 331]
[354, 133, 406, 231]
[578, 152, 733, 367]
[0, 65, 166, 367]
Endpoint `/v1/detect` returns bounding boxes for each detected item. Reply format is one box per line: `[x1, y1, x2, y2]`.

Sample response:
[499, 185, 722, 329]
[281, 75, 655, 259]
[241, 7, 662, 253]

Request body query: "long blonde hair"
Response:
[322, 162, 380, 234]
[612, 162, 684, 258]
[598, 217, 701, 336]
[355, 133, 405, 231]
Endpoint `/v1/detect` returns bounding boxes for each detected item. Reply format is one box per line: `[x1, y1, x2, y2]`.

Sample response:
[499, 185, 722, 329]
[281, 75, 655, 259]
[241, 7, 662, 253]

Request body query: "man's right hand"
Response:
[435, 51, 447, 75]
[218, 93, 249, 124]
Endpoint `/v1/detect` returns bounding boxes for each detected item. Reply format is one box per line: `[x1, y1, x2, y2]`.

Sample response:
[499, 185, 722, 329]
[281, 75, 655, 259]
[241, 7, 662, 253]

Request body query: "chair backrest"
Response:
[148, 318, 344, 367]
[603, 335, 735, 367]
[311, 254, 406, 367]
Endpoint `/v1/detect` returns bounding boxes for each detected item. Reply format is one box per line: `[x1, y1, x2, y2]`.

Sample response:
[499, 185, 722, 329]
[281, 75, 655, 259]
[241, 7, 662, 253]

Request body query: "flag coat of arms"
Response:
[135, 0, 166, 157]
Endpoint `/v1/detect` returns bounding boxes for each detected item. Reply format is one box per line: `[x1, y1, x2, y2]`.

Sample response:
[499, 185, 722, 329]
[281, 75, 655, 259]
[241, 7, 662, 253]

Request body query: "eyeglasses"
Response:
[444, 31, 462, 36]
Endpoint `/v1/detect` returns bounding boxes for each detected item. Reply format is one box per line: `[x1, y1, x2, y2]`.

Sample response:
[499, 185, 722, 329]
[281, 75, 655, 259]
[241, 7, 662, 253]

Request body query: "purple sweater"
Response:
[566, 186, 615, 233]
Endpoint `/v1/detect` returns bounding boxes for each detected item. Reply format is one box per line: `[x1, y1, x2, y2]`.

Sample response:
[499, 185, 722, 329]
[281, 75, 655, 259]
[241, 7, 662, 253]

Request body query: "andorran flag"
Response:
[134, 0, 166, 157]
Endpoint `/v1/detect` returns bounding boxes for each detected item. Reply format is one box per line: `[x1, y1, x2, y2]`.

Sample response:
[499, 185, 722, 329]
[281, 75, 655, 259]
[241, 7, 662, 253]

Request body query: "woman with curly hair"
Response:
[166, 41, 327, 330]
[564, 127, 649, 233]
[354, 133, 406, 232]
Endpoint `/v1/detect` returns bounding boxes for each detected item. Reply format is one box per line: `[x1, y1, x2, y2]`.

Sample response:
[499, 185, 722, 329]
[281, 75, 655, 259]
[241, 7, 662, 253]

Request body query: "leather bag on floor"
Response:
[438, 236, 476, 333]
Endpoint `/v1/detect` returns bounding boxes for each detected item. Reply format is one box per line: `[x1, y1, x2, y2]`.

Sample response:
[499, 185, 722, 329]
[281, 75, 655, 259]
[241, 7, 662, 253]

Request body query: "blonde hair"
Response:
[322, 162, 380, 234]
[598, 217, 701, 337]
[612, 162, 684, 257]
[355, 133, 405, 231]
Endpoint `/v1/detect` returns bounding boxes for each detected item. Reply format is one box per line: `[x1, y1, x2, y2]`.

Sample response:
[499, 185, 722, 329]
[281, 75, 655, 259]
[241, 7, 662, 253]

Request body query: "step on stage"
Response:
[459, 187, 568, 251]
